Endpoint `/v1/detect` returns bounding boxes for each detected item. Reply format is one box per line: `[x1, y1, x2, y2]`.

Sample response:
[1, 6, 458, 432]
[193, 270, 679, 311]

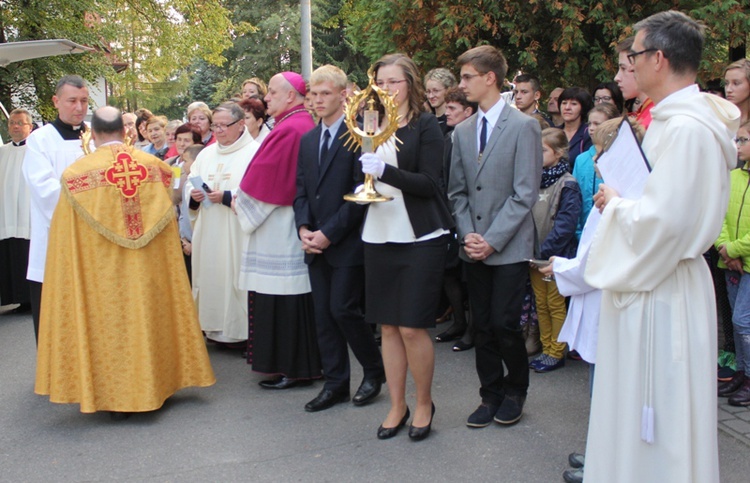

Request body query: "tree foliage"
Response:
[0, 0, 233, 120]
[347, 0, 750, 92]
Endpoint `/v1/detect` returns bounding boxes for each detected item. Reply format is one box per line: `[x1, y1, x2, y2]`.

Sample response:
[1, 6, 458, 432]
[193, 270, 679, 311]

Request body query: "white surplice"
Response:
[582, 86, 738, 483]
[554, 209, 601, 364]
[188, 129, 258, 342]
[22, 125, 85, 282]
[0, 142, 31, 240]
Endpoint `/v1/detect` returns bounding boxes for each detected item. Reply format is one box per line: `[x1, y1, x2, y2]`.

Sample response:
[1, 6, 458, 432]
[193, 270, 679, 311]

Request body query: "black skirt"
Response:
[364, 235, 448, 328]
[246, 292, 322, 379]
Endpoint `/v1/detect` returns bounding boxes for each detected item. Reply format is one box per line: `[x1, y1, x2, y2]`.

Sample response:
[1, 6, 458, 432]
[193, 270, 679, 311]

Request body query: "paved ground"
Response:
[1, 305, 749, 482]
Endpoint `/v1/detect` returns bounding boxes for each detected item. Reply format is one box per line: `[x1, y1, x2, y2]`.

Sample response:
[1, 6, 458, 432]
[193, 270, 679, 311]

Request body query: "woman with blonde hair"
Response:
[241, 77, 268, 99]
[359, 53, 454, 441]
[424, 67, 457, 134]
[187, 102, 215, 146]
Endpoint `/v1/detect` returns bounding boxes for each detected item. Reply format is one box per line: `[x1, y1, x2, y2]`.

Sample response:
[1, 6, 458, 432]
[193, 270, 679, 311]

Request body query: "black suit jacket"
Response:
[294, 121, 365, 267]
[377, 112, 455, 237]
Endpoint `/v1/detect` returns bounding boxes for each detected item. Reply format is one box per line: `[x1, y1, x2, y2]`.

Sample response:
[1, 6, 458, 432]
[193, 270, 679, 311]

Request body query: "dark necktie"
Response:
[479, 117, 488, 155]
[320, 129, 331, 165]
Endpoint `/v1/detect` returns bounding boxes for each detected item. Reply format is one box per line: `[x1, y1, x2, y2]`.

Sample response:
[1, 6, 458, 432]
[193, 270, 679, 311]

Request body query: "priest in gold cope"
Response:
[35, 106, 215, 417]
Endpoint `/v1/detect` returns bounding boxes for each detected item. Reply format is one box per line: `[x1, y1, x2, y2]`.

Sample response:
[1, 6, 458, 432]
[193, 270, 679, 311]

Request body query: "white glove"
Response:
[360, 153, 386, 178]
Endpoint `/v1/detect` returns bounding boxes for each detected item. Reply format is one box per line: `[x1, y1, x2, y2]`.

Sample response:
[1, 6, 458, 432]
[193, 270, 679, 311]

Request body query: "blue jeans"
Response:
[725, 270, 750, 372]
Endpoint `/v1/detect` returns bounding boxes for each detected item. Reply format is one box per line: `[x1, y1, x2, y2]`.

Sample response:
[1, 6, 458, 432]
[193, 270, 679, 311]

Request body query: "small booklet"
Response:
[188, 175, 213, 207]
[595, 118, 651, 200]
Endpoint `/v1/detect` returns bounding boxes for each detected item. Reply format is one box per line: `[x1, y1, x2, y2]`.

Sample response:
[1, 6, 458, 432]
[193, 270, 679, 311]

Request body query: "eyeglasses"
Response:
[460, 73, 486, 82]
[210, 119, 241, 132]
[376, 79, 407, 89]
[8, 121, 31, 127]
[735, 137, 750, 146]
[593, 96, 612, 103]
[627, 48, 658, 65]
[425, 88, 445, 96]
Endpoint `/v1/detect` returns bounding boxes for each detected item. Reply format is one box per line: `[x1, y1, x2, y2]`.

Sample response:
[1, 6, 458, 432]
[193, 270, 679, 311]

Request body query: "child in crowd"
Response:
[528, 128, 582, 373]
[541, 117, 645, 483]
[175, 144, 204, 283]
[716, 120, 750, 406]
[572, 103, 621, 239]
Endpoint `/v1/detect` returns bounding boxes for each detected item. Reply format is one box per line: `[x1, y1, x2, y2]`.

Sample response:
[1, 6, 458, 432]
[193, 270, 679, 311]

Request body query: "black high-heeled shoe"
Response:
[408, 403, 435, 441]
[377, 406, 410, 440]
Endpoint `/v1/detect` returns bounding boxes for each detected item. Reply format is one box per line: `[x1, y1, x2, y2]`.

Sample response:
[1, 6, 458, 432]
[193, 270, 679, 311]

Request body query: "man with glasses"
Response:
[448, 45, 542, 429]
[583, 11, 740, 482]
[188, 102, 259, 347]
[0, 109, 34, 313]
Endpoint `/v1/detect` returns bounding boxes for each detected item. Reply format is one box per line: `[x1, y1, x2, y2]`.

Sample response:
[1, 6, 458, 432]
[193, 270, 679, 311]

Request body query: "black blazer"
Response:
[294, 121, 365, 267]
[377, 112, 455, 237]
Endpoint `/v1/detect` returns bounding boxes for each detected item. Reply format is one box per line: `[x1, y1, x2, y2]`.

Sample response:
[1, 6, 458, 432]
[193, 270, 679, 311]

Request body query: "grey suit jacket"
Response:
[447, 104, 542, 265]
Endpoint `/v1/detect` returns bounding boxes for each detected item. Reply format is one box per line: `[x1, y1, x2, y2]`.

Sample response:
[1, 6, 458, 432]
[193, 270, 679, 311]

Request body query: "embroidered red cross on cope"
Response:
[105, 152, 147, 198]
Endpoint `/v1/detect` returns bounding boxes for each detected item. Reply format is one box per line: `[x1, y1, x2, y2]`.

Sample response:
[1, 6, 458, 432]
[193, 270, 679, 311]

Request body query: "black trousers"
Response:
[466, 261, 529, 405]
[0, 238, 31, 305]
[308, 257, 384, 392]
[29, 281, 42, 346]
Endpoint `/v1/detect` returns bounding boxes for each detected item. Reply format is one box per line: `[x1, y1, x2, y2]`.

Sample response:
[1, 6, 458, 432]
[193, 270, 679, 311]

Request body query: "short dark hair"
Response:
[182, 144, 205, 162]
[91, 107, 124, 134]
[9, 108, 33, 125]
[456, 45, 508, 90]
[616, 37, 634, 54]
[444, 87, 477, 114]
[592, 81, 624, 112]
[174, 123, 202, 144]
[634, 10, 705, 75]
[238, 96, 268, 122]
[55, 75, 86, 94]
[558, 87, 594, 122]
[514, 74, 541, 93]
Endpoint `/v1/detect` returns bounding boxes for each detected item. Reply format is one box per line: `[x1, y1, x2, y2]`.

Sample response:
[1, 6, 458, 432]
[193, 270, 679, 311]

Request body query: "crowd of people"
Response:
[0, 9, 746, 483]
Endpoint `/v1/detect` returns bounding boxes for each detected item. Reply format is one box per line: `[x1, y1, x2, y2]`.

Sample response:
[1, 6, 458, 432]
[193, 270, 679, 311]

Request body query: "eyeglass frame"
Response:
[593, 96, 613, 103]
[8, 120, 32, 127]
[459, 72, 487, 82]
[375, 79, 408, 89]
[210, 119, 241, 132]
[627, 48, 658, 65]
[735, 137, 750, 146]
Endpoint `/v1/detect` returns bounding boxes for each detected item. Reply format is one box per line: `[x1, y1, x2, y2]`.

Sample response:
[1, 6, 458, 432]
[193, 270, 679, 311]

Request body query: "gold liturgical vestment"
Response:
[35, 143, 215, 413]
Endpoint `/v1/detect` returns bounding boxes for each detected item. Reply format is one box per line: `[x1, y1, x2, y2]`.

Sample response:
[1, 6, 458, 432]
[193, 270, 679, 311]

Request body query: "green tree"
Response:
[347, 0, 750, 92]
[0, 0, 233, 120]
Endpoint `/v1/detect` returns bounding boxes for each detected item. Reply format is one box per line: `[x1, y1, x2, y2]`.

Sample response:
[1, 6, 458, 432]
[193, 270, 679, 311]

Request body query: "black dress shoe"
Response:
[563, 468, 584, 483]
[304, 389, 350, 412]
[568, 452, 585, 468]
[352, 377, 384, 406]
[259, 376, 313, 390]
[377, 407, 410, 440]
[435, 324, 466, 342]
[408, 403, 435, 441]
[718, 371, 745, 397]
[452, 339, 474, 352]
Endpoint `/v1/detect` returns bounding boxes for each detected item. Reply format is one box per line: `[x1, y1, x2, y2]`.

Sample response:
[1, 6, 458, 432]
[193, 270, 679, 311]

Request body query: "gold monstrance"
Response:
[342, 71, 401, 203]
